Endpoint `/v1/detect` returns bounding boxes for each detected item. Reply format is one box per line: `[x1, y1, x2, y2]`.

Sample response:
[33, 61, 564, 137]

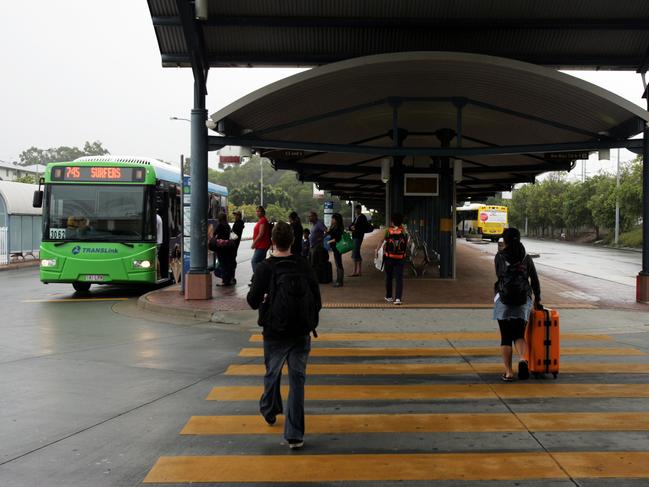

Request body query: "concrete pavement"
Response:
[3, 235, 649, 485]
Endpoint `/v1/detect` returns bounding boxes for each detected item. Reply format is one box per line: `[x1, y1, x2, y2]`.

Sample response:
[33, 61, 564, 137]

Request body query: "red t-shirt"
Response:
[253, 216, 271, 250]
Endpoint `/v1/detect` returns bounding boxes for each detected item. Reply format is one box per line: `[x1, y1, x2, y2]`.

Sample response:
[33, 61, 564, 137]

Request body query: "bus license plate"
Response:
[84, 275, 105, 282]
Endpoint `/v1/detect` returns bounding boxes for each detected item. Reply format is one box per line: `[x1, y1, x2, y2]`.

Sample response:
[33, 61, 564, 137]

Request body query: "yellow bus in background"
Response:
[456, 204, 508, 241]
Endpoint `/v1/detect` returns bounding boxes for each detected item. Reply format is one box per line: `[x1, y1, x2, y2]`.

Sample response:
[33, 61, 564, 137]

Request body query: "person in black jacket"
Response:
[326, 212, 345, 287]
[212, 212, 236, 286]
[349, 204, 369, 277]
[288, 211, 304, 256]
[246, 221, 321, 449]
[493, 227, 541, 381]
[230, 210, 245, 282]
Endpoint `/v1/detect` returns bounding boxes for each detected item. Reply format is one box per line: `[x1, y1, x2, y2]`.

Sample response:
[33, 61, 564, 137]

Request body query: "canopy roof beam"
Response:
[211, 135, 642, 158]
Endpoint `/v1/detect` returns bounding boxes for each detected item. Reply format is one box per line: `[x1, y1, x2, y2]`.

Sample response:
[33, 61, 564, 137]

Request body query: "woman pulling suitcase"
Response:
[493, 227, 541, 381]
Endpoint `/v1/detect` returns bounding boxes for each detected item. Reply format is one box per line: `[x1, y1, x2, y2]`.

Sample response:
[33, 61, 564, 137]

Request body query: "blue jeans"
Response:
[260, 337, 311, 441]
[352, 237, 363, 262]
[251, 248, 268, 274]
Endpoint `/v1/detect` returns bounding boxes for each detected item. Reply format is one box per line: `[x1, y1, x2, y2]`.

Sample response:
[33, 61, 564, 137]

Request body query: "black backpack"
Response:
[266, 258, 319, 336]
[385, 228, 407, 259]
[498, 255, 531, 305]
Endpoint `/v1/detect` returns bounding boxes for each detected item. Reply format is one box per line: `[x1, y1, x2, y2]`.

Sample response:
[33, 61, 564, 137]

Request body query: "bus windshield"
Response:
[44, 184, 155, 242]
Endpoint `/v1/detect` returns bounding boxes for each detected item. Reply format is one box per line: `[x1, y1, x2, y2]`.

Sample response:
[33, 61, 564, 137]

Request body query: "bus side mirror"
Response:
[33, 190, 43, 208]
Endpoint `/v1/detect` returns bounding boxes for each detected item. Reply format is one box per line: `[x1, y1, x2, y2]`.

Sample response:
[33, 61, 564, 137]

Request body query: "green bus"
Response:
[34, 156, 228, 292]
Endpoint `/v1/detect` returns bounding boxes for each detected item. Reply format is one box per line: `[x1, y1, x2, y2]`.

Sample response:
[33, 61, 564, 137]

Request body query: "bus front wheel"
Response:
[73, 282, 91, 293]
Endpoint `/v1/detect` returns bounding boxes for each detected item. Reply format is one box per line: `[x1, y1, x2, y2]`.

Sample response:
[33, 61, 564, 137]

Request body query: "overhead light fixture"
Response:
[381, 157, 391, 184]
[195, 0, 208, 20]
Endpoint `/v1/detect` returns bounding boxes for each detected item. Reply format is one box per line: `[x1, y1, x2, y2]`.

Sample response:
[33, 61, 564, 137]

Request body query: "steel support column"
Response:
[437, 129, 456, 279]
[185, 80, 212, 299]
[638, 117, 649, 303]
[389, 156, 405, 217]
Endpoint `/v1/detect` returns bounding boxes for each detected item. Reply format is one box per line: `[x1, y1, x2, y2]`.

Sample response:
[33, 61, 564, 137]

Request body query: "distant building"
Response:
[0, 180, 42, 264]
[0, 161, 47, 181]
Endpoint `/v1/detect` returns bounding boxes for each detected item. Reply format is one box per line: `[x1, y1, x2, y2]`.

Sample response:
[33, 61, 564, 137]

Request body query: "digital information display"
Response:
[51, 166, 145, 182]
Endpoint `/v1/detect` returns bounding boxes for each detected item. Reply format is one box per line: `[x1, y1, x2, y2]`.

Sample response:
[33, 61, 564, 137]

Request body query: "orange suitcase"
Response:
[524, 306, 560, 378]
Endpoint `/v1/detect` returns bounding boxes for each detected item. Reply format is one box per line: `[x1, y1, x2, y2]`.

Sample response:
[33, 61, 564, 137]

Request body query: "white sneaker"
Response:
[288, 439, 304, 449]
[394, 299, 402, 305]
[384, 297, 393, 303]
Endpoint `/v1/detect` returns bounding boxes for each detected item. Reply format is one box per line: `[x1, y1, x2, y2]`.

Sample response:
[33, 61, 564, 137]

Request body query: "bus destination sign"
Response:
[51, 166, 146, 182]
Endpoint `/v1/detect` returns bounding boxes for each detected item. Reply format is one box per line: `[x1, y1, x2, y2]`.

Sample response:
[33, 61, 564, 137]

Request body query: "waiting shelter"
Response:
[0, 181, 41, 264]
[146, 1, 649, 302]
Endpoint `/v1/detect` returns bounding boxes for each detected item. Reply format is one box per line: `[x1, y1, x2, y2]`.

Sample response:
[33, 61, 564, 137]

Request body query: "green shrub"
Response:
[618, 227, 642, 248]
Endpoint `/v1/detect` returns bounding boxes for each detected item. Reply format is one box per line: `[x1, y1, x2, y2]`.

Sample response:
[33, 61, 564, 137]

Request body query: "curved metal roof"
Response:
[210, 52, 649, 202]
[148, 0, 649, 70]
[0, 181, 41, 216]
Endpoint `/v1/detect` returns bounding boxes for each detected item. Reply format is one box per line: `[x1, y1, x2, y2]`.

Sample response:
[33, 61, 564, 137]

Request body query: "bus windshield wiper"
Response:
[118, 242, 135, 248]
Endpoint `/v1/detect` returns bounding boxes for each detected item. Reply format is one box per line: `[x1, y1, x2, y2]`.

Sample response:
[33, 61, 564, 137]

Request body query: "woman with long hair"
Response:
[493, 227, 541, 381]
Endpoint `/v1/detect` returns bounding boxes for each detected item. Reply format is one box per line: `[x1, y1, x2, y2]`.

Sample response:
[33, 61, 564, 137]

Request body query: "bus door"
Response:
[155, 187, 170, 280]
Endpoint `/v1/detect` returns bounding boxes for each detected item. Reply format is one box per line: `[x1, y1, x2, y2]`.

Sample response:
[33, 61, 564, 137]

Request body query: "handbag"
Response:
[335, 231, 354, 254]
[374, 246, 384, 271]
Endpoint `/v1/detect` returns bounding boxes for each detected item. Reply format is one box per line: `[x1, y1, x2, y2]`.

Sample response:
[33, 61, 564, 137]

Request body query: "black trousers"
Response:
[384, 258, 404, 300]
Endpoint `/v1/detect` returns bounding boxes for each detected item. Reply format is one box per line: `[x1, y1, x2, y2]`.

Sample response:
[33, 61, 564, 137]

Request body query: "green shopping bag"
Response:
[335, 231, 354, 254]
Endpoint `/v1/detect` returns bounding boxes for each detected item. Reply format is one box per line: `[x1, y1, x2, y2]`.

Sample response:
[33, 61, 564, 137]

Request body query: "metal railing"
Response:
[406, 229, 439, 277]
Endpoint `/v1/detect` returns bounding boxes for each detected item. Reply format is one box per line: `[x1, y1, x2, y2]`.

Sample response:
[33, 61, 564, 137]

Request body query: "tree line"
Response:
[11, 141, 110, 184]
[488, 157, 643, 247]
[208, 155, 352, 224]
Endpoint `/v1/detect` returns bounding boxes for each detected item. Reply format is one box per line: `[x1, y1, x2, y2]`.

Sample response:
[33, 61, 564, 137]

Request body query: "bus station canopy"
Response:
[0, 181, 40, 216]
[209, 52, 649, 202]
[148, 0, 649, 71]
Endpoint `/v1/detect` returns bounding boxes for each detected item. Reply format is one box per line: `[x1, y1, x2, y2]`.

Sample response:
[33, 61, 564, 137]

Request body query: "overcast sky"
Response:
[1, 1, 646, 178]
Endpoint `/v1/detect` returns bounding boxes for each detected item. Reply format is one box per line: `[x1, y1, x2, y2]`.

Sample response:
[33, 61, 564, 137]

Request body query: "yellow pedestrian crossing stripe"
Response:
[144, 451, 649, 483]
[226, 362, 649, 375]
[181, 412, 649, 435]
[240, 345, 643, 357]
[145, 328, 649, 484]
[208, 383, 649, 401]
[249, 332, 612, 342]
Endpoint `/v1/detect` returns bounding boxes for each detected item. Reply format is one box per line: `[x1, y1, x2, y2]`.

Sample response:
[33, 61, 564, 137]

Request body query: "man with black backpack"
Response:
[246, 221, 322, 449]
[375, 213, 408, 305]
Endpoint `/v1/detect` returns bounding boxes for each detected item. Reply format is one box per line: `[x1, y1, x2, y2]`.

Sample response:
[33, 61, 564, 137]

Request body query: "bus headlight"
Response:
[133, 260, 152, 269]
[41, 259, 57, 267]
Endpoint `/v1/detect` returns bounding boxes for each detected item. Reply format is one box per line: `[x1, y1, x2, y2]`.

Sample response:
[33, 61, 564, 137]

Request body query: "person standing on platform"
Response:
[301, 228, 310, 258]
[349, 204, 369, 277]
[375, 213, 408, 305]
[231, 210, 245, 281]
[288, 211, 304, 256]
[307, 211, 326, 266]
[246, 222, 321, 450]
[211, 212, 237, 286]
[325, 212, 345, 288]
[493, 227, 541, 382]
[250, 206, 271, 278]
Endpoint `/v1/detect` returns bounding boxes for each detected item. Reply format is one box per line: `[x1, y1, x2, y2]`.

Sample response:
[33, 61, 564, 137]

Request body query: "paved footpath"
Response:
[141, 306, 649, 486]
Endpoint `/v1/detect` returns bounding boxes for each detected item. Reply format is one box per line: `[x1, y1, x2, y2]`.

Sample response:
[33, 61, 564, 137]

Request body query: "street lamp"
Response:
[169, 116, 191, 123]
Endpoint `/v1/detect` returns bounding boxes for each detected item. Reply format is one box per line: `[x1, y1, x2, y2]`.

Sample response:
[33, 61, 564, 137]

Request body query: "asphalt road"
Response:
[1, 241, 649, 486]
